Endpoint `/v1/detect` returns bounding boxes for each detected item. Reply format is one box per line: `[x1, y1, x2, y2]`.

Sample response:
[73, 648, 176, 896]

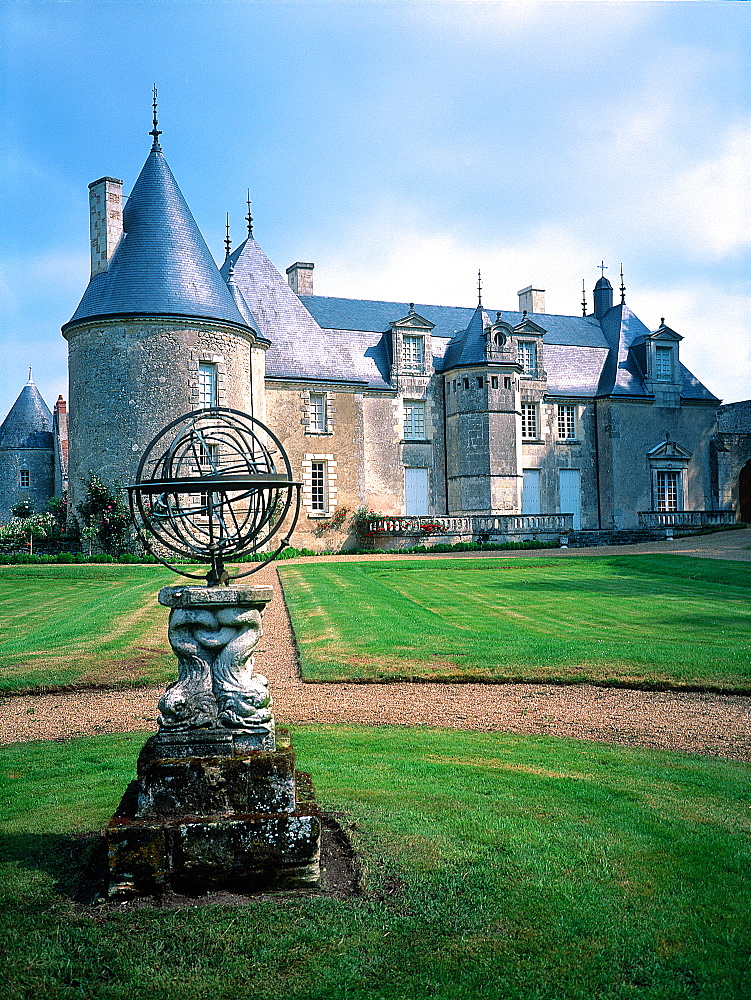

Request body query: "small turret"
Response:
[593, 275, 613, 319]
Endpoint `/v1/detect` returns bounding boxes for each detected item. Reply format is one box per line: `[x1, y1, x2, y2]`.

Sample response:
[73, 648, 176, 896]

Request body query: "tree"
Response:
[76, 473, 131, 556]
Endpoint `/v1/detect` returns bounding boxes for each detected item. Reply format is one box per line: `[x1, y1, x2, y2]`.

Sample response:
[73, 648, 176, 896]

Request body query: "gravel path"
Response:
[2, 531, 750, 761]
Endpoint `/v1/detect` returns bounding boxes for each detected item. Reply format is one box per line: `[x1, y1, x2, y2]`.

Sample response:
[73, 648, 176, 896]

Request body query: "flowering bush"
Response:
[350, 505, 383, 539]
[76, 473, 131, 556]
[313, 506, 350, 536]
[419, 521, 448, 534]
[0, 513, 57, 551]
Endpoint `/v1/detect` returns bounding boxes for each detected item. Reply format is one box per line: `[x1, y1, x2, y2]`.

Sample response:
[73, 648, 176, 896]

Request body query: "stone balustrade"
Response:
[367, 513, 573, 538]
[638, 510, 738, 529]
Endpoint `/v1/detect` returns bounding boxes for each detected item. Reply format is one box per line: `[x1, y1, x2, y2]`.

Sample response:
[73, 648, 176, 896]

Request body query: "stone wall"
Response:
[65, 316, 260, 507]
[0, 445, 54, 521]
[596, 398, 719, 528]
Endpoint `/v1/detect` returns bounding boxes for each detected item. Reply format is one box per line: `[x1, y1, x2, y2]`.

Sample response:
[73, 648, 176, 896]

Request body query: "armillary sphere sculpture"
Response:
[127, 408, 300, 585]
[105, 409, 321, 899]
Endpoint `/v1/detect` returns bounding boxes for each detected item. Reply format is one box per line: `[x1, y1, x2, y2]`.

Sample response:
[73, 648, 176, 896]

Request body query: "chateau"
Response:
[1, 123, 749, 548]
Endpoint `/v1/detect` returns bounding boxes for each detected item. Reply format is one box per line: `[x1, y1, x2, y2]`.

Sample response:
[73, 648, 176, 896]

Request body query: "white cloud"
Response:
[669, 124, 751, 259]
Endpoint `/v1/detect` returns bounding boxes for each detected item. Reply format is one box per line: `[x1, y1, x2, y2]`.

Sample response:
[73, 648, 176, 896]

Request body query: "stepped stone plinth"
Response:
[104, 585, 321, 899]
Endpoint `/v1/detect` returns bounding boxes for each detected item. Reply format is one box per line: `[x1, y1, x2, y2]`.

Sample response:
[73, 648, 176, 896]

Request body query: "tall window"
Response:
[521, 402, 538, 439]
[656, 471, 679, 511]
[404, 400, 426, 440]
[309, 392, 327, 432]
[19, 470, 30, 488]
[197, 442, 218, 471]
[518, 341, 537, 376]
[310, 461, 326, 512]
[557, 404, 576, 440]
[198, 363, 217, 408]
[655, 346, 672, 381]
[402, 336, 424, 372]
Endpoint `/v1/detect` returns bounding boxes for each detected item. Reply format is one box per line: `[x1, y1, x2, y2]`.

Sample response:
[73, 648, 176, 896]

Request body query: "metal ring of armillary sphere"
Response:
[127, 408, 301, 584]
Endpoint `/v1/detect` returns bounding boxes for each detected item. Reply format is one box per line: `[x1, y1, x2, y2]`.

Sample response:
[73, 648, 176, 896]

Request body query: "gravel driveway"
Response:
[1, 530, 749, 761]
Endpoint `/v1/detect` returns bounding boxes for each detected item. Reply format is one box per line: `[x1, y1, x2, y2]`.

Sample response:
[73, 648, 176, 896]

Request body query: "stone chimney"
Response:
[286, 262, 314, 296]
[517, 286, 545, 313]
[88, 176, 123, 277]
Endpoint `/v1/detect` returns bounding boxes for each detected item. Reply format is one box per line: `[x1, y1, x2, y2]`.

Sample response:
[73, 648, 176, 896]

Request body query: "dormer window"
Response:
[402, 335, 424, 373]
[655, 346, 673, 381]
[518, 341, 537, 377]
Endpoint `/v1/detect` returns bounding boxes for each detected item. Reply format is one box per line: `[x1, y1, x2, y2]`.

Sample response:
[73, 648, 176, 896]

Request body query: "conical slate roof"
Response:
[64, 145, 251, 332]
[441, 304, 492, 371]
[0, 380, 53, 450]
[222, 237, 356, 381]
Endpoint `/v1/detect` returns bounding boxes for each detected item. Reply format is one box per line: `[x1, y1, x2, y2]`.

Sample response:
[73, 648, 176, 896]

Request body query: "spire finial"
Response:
[27, 365, 33, 384]
[599, 260, 607, 278]
[620, 264, 626, 304]
[581, 279, 587, 316]
[245, 190, 253, 237]
[150, 85, 162, 150]
[477, 269, 482, 306]
[224, 213, 232, 260]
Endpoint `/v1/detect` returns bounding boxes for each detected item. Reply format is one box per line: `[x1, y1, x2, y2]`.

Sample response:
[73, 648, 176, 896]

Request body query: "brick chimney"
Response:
[286, 262, 314, 296]
[88, 176, 123, 277]
[54, 394, 67, 416]
[517, 286, 545, 313]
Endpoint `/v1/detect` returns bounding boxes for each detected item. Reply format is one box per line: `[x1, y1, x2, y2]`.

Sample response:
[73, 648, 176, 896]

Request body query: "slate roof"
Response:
[64, 146, 252, 332]
[221, 239, 391, 388]
[0, 381, 53, 450]
[441, 304, 492, 370]
[300, 293, 717, 402]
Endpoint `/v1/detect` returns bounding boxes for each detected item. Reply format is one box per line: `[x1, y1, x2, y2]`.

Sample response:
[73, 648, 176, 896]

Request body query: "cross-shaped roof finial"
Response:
[599, 260, 607, 277]
[150, 85, 162, 150]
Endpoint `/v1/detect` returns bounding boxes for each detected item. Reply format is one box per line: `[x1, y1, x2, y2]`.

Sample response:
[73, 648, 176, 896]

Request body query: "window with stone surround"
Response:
[402, 335, 424, 373]
[309, 393, 327, 433]
[655, 470, 680, 511]
[655, 346, 673, 381]
[302, 453, 337, 516]
[518, 341, 537, 377]
[198, 363, 217, 408]
[19, 469, 30, 488]
[557, 404, 576, 440]
[521, 402, 538, 439]
[403, 399, 426, 440]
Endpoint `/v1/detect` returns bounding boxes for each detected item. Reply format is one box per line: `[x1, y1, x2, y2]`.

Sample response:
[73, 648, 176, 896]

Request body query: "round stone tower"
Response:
[0, 373, 54, 521]
[62, 124, 264, 507]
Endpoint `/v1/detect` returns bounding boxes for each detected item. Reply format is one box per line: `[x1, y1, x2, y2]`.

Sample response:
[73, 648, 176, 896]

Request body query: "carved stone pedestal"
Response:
[104, 585, 321, 899]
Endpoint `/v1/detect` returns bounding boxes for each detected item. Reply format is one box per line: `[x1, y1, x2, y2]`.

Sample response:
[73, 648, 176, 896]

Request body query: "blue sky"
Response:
[1, 0, 749, 422]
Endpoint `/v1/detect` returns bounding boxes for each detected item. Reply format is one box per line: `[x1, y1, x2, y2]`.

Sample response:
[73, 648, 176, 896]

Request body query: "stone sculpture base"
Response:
[103, 583, 321, 899]
[106, 728, 321, 898]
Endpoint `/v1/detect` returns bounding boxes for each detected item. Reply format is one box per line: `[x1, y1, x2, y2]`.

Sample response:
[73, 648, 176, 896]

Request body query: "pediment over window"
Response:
[513, 316, 547, 337]
[647, 437, 692, 461]
[649, 324, 682, 342]
[389, 308, 435, 333]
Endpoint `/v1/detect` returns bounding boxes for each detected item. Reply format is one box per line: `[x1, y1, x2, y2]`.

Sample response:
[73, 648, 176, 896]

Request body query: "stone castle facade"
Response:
[2, 128, 749, 546]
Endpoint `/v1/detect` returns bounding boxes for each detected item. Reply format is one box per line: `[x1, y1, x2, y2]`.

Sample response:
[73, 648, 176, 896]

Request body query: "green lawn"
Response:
[0, 726, 748, 999]
[0, 565, 176, 692]
[279, 555, 751, 691]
